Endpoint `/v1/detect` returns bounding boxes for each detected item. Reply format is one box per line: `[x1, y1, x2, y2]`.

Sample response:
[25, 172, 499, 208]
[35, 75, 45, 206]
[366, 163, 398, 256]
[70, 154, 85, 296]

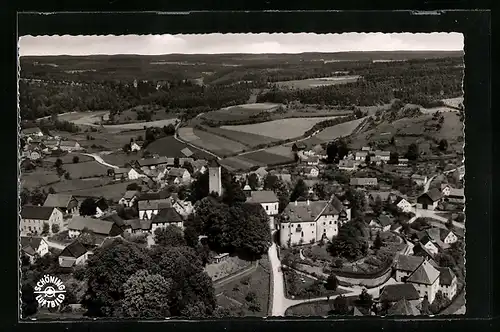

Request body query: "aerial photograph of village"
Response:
[19, 33, 465, 319]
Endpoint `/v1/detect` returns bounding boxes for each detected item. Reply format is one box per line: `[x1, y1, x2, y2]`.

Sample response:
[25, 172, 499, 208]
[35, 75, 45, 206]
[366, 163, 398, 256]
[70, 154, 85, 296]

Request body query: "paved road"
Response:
[81, 153, 119, 169]
[414, 208, 465, 229]
[268, 243, 287, 316]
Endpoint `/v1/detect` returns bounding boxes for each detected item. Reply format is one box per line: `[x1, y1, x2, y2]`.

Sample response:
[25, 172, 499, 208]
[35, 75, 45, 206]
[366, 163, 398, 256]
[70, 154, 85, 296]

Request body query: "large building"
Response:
[20, 206, 64, 235]
[245, 190, 279, 230]
[208, 159, 222, 196]
[278, 195, 351, 248]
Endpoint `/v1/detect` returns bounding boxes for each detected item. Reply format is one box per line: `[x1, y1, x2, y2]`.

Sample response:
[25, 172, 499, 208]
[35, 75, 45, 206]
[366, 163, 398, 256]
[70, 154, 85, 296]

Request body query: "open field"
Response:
[200, 126, 280, 148]
[313, 117, 367, 142]
[42, 177, 111, 193]
[190, 129, 247, 156]
[145, 136, 214, 159]
[55, 129, 146, 151]
[63, 160, 112, 179]
[178, 127, 200, 142]
[221, 116, 339, 140]
[21, 169, 60, 189]
[441, 96, 464, 109]
[215, 260, 270, 317]
[57, 111, 109, 124]
[264, 144, 296, 158]
[101, 151, 142, 167]
[239, 150, 295, 166]
[275, 76, 361, 89]
[61, 180, 139, 202]
[114, 105, 177, 124]
[201, 103, 280, 122]
[219, 156, 258, 172]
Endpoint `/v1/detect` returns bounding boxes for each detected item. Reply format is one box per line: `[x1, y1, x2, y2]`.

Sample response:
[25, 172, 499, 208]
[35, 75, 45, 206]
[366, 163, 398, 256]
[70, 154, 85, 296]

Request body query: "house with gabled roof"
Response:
[67, 216, 123, 239]
[417, 234, 440, 256]
[167, 167, 191, 184]
[21, 127, 43, 137]
[279, 195, 351, 247]
[387, 298, 420, 316]
[119, 190, 140, 207]
[192, 159, 208, 174]
[438, 267, 458, 300]
[394, 196, 413, 213]
[246, 190, 280, 230]
[379, 284, 421, 305]
[441, 184, 465, 204]
[416, 188, 442, 210]
[406, 260, 441, 303]
[149, 207, 184, 234]
[355, 151, 369, 161]
[138, 198, 172, 220]
[369, 213, 395, 232]
[20, 236, 49, 264]
[59, 140, 82, 152]
[338, 159, 357, 172]
[20, 206, 64, 236]
[112, 168, 130, 181]
[58, 241, 90, 268]
[350, 177, 378, 187]
[411, 174, 428, 186]
[134, 157, 170, 170]
[394, 254, 425, 282]
[43, 194, 79, 214]
[130, 142, 141, 152]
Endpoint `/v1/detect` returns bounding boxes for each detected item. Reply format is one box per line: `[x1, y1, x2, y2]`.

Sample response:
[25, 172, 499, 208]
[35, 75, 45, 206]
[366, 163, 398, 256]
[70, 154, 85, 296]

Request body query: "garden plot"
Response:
[221, 116, 338, 140]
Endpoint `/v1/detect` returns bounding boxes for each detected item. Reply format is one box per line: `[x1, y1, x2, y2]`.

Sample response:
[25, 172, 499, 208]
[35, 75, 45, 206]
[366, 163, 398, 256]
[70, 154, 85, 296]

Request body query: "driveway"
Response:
[415, 208, 464, 229]
[268, 243, 287, 316]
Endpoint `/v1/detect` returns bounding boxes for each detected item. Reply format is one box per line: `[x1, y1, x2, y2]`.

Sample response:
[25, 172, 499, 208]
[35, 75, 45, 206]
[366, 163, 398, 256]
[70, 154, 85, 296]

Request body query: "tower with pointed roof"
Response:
[208, 158, 222, 196]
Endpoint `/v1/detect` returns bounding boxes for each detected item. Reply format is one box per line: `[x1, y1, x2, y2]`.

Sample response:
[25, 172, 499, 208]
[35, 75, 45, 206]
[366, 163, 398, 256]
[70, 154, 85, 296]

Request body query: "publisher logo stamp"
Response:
[33, 274, 66, 308]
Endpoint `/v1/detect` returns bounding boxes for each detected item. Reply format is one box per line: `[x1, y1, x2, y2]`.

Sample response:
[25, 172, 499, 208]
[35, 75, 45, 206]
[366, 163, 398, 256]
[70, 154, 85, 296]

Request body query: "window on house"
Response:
[329, 221, 332, 224]
[266, 205, 269, 211]
[301, 231, 304, 237]
[323, 222, 326, 225]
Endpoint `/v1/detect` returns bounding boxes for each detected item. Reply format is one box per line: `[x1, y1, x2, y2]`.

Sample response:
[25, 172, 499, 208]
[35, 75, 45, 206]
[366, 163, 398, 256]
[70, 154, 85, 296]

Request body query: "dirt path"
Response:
[81, 153, 120, 169]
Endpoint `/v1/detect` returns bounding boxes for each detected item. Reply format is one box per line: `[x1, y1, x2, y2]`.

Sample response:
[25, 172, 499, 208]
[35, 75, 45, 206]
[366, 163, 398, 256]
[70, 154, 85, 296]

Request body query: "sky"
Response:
[18, 33, 464, 56]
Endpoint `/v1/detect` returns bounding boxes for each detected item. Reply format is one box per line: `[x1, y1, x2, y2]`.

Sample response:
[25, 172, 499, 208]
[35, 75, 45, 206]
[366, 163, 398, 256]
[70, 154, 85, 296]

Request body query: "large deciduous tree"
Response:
[79, 198, 98, 216]
[290, 178, 308, 202]
[154, 225, 186, 247]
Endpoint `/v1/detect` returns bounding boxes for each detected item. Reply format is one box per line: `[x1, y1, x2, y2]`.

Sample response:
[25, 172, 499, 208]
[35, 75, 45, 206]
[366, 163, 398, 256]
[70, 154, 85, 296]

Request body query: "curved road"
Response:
[81, 153, 119, 169]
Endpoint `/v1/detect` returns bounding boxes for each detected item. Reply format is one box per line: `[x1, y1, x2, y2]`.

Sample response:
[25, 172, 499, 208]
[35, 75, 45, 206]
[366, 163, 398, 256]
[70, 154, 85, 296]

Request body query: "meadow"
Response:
[221, 116, 339, 140]
[201, 103, 280, 122]
[61, 180, 140, 202]
[62, 160, 112, 179]
[145, 136, 214, 159]
[275, 76, 361, 89]
[199, 126, 280, 148]
[189, 129, 247, 156]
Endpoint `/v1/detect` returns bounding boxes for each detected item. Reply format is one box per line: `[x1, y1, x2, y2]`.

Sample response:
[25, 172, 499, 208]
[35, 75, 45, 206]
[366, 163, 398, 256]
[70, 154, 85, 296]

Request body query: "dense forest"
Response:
[19, 54, 463, 121]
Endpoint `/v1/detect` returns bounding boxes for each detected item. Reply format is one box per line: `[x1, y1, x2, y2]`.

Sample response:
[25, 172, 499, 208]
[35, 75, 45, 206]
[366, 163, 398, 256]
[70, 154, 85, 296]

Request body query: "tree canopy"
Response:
[79, 198, 98, 216]
[154, 225, 187, 247]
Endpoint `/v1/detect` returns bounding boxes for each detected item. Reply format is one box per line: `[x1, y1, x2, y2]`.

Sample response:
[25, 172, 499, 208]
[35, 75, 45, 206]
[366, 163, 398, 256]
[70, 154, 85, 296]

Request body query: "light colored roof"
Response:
[407, 260, 440, 285]
[114, 168, 130, 174]
[338, 160, 356, 168]
[355, 151, 368, 157]
[67, 216, 115, 235]
[180, 147, 194, 157]
[411, 174, 426, 180]
[374, 150, 391, 157]
[304, 166, 318, 173]
[448, 188, 465, 197]
[60, 141, 78, 147]
[123, 191, 140, 200]
[361, 146, 371, 151]
[21, 206, 56, 220]
[243, 184, 252, 191]
[350, 178, 378, 186]
[395, 254, 424, 272]
[43, 194, 76, 209]
[246, 191, 279, 204]
[254, 167, 268, 177]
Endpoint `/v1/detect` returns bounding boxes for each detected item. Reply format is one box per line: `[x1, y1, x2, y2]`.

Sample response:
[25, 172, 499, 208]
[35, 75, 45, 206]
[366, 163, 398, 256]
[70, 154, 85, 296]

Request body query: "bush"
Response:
[72, 156, 79, 163]
[73, 266, 86, 281]
[245, 291, 257, 303]
[51, 223, 60, 234]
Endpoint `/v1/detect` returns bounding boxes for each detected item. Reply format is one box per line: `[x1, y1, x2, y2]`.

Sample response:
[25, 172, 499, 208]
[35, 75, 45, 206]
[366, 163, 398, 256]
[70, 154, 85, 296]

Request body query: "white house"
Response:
[441, 184, 465, 204]
[67, 216, 123, 239]
[130, 142, 141, 152]
[20, 206, 64, 236]
[128, 168, 146, 180]
[338, 159, 357, 171]
[369, 213, 394, 232]
[58, 241, 90, 268]
[119, 191, 140, 207]
[416, 189, 442, 211]
[395, 196, 413, 213]
[279, 196, 351, 247]
[374, 150, 391, 162]
[302, 166, 319, 178]
[406, 260, 441, 303]
[167, 167, 191, 184]
[20, 236, 49, 264]
[246, 190, 279, 230]
[398, 158, 409, 167]
[172, 199, 194, 218]
[59, 141, 82, 152]
[355, 151, 369, 161]
[138, 198, 172, 220]
[149, 207, 184, 234]
[419, 235, 440, 256]
[438, 267, 458, 300]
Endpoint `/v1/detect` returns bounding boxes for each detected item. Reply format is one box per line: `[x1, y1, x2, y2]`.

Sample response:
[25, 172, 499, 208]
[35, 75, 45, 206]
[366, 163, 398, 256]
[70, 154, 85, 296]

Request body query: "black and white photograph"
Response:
[18, 32, 465, 319]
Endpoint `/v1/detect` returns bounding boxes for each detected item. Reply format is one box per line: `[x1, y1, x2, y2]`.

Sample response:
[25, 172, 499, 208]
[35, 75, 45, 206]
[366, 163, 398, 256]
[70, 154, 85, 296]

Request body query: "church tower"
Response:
[208, 159, 222, 196]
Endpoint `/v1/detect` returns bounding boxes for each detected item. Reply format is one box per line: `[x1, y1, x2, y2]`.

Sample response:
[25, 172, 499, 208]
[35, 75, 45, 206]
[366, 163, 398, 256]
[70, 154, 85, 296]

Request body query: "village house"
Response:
[338, 159, 357, 171]
[395, 196, 413, 213]
[418, 227, 457, 250]
[113, 168, 130, 181]
[374, 150, 391, 162]
[398, 158, 409, 167]
[134, 157, 170, 171]
[181, 147, 194, 158]
[138, 198, 172, 220]
[100, 213, 127, 232]
[192, 160, 208, 174]
[93, 197, 109, 218]
[440, 184, 465, 204]
[253, 167, 269, 183]
[149, 207, 184, 233]
[387, 299, 421, 316]
[437, 267, 458, 300]
[350, 177, 378, 188]
[292, 142, 307, 152]
[279, 196, 351, 247]
[355, 151, 369, 161]
[130, 142, 141, 152]
[20, 236, 49, 264]
[172, 197, 194, 218]
[67, 216, 123, 239]
[411, 174, 428, 186]
[361, 146, 371, 152]
[21, 127, 44, 138]
[128, 168, 146, 180]
[123, 219, 151, 234]
[416, 188, 442, 210]
[245, 190, 280, 230]
[43, 194, 79, 215]
[119, 191, 140, 207]
[379, 283, 421, 308]
[58, 241, 90, 268]
[417, 234, 440, 256]
[394, 254, 426, 282]
[369, 213, 395, 232]
[367, 191, 397, 205]
[302, 166, 319, 178]
[22, 149, 42, 161]
[167, 167, 191, 184]
[303, 155, 320, 166]
[20, 206, 64, 235]
[59, 140, 82, 152]
[405, 259, 441, 303]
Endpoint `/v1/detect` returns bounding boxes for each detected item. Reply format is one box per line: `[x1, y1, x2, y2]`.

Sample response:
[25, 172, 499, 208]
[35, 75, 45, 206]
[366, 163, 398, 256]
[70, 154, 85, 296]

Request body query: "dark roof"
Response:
[151, 207, 183, 224]
[100, 213, 125, 227]
[246, 191, 279, 204]
[380, 284, 420, 302]
[20, 236, 43, 251]
[208, 158, 220, 167]
[168, 167, 188, 177]
[43, 194, 76, 209]
[376, 214, 394, 227]
[387, 299, 420, 316]
[138, 198, 172, 211]
[283, 196, 343, 223]
[395, 254, 424, 272]
[67, 216, 115, 235]
[407, 260, 440, 285]
[21, 206, 56, 220]
[419, 188, 442, 202]
[59, 241, 87, 259]
[438, 267, 456, 286]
